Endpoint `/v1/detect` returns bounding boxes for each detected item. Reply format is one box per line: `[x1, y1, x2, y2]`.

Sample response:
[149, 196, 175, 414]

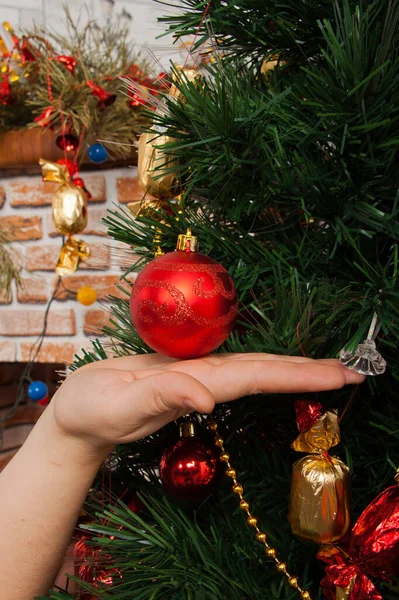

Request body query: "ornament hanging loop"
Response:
[366, 311, 380, 341]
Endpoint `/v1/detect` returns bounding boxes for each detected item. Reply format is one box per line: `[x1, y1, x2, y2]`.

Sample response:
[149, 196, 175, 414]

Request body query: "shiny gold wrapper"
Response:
[40, 158, 88, 236]
[169, 65, 203, 101]
[289, 410, 351, 544]
[289, 453, 351, 544]
[127, 197, 164, 218]
[39, 158, 69, 184]
[261, 55, 286, 74]
[292, 410, 341, 454]
[336, 580, 356, 600]
[52, 184, 88, 235]
[56, 237, 91, 276]
[138, 132, 178, 200]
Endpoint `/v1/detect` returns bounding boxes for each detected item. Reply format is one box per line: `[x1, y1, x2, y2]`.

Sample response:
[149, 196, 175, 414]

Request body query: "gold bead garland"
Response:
[208, 419, 312, 600]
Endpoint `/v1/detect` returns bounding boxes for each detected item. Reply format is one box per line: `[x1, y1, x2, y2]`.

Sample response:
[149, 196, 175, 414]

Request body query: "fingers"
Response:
[74, 351, 344, 375]
[166, 359, 365, 403]
[194, 353, 348, 367]
[113, 371, 215, 442]
[73, 353, 175, 374]
[137, 371, 215, 415]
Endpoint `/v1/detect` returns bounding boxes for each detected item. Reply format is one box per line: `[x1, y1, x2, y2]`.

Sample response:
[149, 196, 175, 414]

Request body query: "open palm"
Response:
[51, 352, 364, 451]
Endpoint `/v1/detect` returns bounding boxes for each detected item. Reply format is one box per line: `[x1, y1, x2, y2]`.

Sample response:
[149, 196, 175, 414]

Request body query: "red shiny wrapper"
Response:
[34, 106, 54, 127]
[350, 483, 399, 579]
[56, 55, 77, 74]
[87, 80, 116, 109]
[318, 547, 383, 600]
[295, 398, 324, 432]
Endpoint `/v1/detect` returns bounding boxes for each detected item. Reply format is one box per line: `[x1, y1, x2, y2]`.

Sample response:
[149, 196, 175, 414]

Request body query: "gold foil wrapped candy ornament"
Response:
[137, 65, 203, 202]
[39, 159, 90, 275]
[288, 400, 351, 545]
[56, 237, 90, 277]
[137, 132, 178, 200]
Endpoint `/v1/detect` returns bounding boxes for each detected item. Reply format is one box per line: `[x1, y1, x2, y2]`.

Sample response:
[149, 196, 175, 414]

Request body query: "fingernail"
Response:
[344, 368, 365, 382]
[183, 399, 196, 411]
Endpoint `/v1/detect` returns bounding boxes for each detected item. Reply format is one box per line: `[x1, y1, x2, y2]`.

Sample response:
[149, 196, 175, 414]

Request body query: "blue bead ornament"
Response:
[88, 143, 108, 163]
[28, 381, 48, 402]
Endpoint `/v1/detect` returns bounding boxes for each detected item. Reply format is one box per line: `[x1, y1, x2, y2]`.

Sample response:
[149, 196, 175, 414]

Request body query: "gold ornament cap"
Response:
[179, 421, 195, 438]
[176, 228, 198, 252]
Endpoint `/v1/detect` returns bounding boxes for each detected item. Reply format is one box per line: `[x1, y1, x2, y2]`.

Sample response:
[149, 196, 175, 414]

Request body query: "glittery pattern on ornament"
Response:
[151, 261, 237, 300]
[134, 279, 237, 328]
[339, 339, 386, 376]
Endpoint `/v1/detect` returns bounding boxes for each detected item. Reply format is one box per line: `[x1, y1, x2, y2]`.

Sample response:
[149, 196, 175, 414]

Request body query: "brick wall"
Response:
[0, 167, 141, 363]
[0, 0, 180, 68]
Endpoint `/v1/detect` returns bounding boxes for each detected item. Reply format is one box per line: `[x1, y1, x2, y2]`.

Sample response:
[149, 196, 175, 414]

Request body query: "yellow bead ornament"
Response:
[207, 418, 312, 600]
[77, 286, 97, 306]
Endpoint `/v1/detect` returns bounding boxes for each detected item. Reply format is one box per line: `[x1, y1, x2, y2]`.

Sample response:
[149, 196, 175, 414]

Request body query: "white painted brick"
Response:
[0, 7, 20, 26]
[19, 8, 43, 29]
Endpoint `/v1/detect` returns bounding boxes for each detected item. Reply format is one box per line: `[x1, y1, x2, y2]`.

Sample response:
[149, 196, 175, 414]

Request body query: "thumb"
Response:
[115, 371, 216, 443]
[139, 370, 216, 415]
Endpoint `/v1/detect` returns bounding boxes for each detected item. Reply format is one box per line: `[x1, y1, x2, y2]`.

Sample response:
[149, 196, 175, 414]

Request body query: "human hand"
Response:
[48, 353, 364, 460]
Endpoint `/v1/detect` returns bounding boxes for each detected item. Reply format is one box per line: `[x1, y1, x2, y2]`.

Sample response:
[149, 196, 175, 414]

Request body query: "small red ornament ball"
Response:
[160, 430, 223, 501]
[130, 231, 238, 359]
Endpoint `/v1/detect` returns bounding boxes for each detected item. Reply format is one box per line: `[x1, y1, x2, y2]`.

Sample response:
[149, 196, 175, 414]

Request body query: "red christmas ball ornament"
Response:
[56, 133, 79, 152]
[130, 229, 238, 359]
[73, 177, 92, 199]
[73, 534, 122, 593]
[160, 421, 223, 500]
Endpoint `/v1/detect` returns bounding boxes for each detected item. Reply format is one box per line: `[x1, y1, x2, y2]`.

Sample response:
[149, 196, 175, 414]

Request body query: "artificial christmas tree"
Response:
[42, 1, 399, 598]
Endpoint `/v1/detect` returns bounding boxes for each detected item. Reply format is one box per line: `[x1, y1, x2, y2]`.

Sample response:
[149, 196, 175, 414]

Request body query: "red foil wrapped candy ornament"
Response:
[160, 420, 223, 500]
[130, 229, 238, 359]
[319, 470, 399, 599]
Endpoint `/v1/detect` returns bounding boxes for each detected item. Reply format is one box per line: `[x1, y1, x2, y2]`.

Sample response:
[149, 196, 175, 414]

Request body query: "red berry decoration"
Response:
[130, 229, 238, 359]
[160, 421, 223, 500]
